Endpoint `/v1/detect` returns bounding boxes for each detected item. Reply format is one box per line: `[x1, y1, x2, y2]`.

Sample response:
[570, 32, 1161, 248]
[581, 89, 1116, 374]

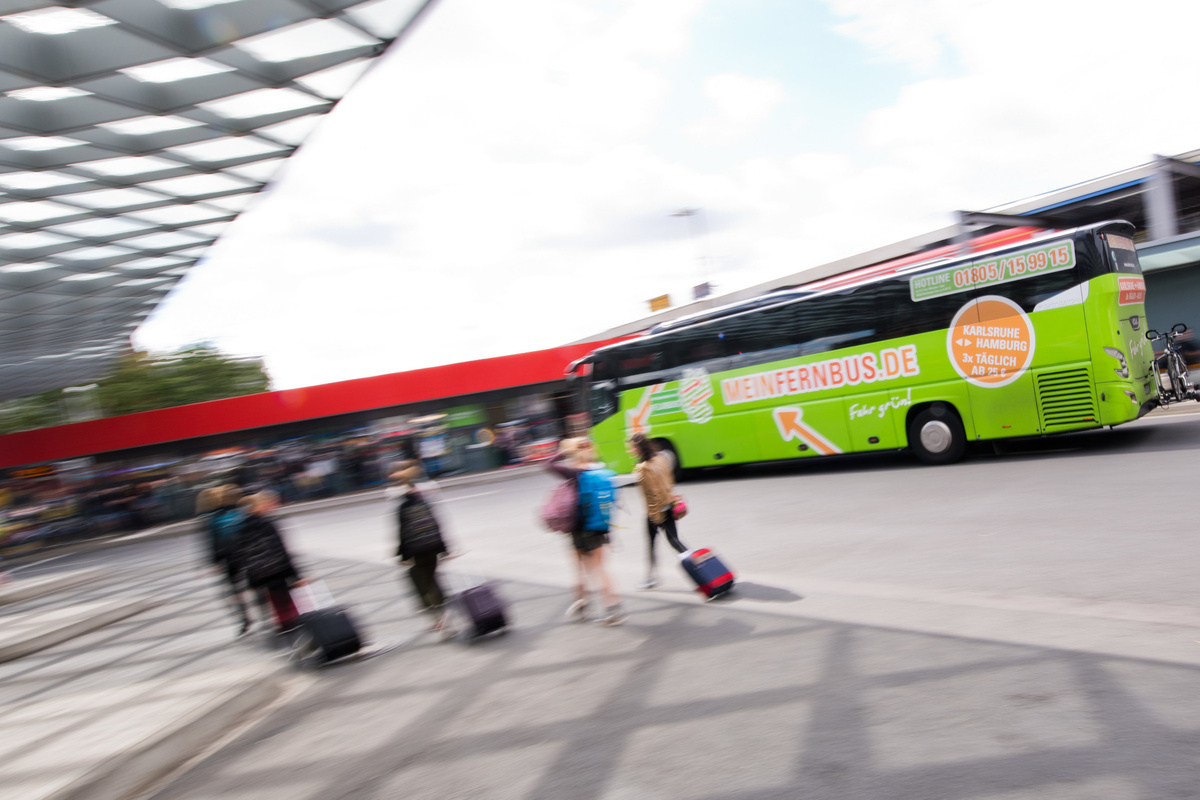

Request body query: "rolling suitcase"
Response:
[291, 582, 363, 665]
[679, 548, 735, 599]
[454, 581, 508, 639]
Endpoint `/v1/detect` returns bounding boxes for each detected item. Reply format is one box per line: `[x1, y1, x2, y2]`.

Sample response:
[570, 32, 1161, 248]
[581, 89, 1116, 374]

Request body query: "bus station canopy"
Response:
[0, 0, 427, 401]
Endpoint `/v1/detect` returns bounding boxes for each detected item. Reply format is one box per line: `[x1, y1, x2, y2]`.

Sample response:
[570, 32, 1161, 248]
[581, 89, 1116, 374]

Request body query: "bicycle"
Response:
[1145, 323, 1197, 405]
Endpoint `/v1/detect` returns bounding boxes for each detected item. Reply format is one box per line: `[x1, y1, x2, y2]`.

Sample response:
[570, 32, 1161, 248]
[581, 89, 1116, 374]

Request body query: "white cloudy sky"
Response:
[136, 0, 1200, 390]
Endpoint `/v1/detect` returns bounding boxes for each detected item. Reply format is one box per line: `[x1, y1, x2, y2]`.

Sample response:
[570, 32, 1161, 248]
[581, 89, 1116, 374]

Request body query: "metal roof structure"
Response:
[0, 0, 433, 401]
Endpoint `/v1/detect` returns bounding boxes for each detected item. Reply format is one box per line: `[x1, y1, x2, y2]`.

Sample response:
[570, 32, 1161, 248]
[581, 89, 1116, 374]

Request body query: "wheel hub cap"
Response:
[920, 420, 952, 453]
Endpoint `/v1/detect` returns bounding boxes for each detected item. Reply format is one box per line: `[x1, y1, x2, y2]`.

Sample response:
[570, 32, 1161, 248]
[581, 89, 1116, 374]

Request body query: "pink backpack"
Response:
[540, 481, 578, 533]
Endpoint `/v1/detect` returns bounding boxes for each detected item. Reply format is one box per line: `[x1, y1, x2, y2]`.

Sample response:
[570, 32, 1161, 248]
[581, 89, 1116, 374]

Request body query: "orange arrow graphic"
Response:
[772, 406, 842, 455]
[627, 384, 664, 435]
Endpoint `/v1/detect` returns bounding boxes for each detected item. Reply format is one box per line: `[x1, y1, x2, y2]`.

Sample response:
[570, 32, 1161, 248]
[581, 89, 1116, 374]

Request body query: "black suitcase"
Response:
[293, 606, 362, 664]
[290, 582, 363, 665]
[454, 582, 508, 638]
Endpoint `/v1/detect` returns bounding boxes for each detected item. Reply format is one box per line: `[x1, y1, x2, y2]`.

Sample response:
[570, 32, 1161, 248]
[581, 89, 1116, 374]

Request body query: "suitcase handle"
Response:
[291, 579, 334, 614]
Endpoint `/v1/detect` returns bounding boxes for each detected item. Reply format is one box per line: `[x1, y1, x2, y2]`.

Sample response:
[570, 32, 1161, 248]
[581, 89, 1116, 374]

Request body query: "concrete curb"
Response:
[46, 667, 292, 800]
[0, 567, 103, 606]
[2, 465, 545, 569]
[0, 595, 161, 664]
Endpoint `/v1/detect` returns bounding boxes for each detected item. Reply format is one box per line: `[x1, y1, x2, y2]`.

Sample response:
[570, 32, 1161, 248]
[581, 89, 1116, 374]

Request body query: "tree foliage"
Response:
[0, 345, 272, 434]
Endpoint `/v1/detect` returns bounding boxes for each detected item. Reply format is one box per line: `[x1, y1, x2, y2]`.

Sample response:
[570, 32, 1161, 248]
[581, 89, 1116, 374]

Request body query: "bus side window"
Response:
[667, 325, 724, 371]
[720, 303, 807, 369]
[797, 288, 878, 353]
[983, 264, 1079, 312]
[876, 276, 971, 339]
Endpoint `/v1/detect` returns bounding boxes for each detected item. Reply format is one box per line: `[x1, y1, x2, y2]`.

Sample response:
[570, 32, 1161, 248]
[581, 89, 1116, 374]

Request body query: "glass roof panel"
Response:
[233, 19, 378, 63]
[183, 221, 230, 237]
[346, 0, 427, 38]
[117, 256, 189, 270]
[142, 173, 252, 197]
[0, 172, 90, 190]
[295, 59, 373, 100]
[167, 137, 284, 162]
[200, 88, 327, 120]
[131, 205, 227, 225]
[0, 201, 83, 223]
[75, 155, 181, 177]
[97, 116, 205, 135]
[0, 231, 74, 248]
[60, 271, 121, 281]
[0, 7, 117, 35]
[117, 276, 172, 287]
[121, 57, 234, 84]
[121, 231, 208, 249]
[226, 157, 286, 183]
[155, 0, 244, 9]
[50, 217, 156, 237]
[0, 262, 56, 273]
[255, 114, 323, 145]
[7, 86, 92, 102]
[202, 193, 256, 213]
[67, 187, 165, 209]
[58, 246, 138, 261]
[1, 136, 86, 152]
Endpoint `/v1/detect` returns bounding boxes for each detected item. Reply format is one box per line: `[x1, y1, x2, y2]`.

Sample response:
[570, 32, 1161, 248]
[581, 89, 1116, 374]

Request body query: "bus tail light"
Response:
[1103, 347, 1129, 378]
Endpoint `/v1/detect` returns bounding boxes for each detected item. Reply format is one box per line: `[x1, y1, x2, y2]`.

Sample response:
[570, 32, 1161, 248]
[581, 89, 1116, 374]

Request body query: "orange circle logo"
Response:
[946, 295, 1035, 388]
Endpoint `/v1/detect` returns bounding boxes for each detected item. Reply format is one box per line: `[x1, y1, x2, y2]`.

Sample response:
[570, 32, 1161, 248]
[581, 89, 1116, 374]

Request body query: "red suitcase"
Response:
[679, 548, 735, 598]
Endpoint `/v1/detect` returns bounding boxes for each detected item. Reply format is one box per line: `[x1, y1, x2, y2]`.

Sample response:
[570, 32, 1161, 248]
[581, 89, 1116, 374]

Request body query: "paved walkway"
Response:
[3, 456, 1199, 800]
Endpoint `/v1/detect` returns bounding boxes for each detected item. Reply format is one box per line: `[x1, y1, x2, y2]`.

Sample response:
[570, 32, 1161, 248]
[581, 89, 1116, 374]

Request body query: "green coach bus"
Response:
[570, 220, 1155, 472]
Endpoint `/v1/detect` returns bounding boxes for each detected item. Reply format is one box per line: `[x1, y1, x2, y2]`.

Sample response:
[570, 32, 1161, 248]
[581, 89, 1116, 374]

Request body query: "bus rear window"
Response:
[1104, 233, 1141, 274]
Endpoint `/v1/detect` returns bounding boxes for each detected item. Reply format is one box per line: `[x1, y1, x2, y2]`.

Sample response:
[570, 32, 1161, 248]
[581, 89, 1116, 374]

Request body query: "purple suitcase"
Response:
[455, 582, 508, 638]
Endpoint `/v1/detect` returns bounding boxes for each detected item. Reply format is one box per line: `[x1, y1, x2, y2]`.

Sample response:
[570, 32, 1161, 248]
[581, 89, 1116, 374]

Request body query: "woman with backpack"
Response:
[200, 484, 252, 637]
[628, 433, 689, 590]
[546, 438, 625, 625]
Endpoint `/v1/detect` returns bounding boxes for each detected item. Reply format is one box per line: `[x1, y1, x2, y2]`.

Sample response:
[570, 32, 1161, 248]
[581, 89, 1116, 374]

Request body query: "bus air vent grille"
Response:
[1035, 368, 1097, 428]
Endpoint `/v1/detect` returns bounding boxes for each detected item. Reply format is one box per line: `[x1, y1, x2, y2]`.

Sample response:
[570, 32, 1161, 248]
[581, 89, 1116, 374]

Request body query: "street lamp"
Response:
[671, 208, 712, 299]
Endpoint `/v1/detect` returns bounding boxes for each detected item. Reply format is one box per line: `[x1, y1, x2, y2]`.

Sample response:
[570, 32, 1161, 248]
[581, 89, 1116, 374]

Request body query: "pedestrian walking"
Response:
[392, 463, 453, 633]
[234, 490, 303, 634]
[547, 438, 625, 625]
[628, 433, 689, 589]
[200, 485, 252, 637]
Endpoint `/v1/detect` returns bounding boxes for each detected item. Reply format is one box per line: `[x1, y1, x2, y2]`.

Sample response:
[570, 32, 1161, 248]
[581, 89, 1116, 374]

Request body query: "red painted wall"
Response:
[0, 340, 622, 469]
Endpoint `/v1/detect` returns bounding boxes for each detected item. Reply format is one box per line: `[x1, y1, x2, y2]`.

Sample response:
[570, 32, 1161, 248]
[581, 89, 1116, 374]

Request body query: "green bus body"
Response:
[576, 221, 1155, 474]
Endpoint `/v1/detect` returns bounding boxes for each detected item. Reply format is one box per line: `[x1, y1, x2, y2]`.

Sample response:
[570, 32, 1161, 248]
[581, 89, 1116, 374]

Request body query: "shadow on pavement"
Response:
[148, 556, 1200, 800]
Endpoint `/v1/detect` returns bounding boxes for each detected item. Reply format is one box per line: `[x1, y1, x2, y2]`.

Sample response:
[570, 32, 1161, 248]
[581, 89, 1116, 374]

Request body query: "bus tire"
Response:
[653, 438, 685, 483]
[908, 404, 966, 465]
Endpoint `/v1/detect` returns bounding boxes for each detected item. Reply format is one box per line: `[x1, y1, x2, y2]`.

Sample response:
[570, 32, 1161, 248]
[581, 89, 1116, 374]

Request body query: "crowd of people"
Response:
[0, 428, 532, 558]
[192, 431, 696, 651]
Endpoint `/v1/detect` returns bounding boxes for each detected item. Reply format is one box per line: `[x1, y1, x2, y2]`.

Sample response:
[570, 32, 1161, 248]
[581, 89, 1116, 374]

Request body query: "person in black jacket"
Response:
[392, 463, 452, 632]
[235, 491, 302, 633]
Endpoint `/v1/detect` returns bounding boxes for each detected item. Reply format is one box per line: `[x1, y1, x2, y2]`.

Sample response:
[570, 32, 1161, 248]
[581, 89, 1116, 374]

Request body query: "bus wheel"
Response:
[908, 405, 966, 465]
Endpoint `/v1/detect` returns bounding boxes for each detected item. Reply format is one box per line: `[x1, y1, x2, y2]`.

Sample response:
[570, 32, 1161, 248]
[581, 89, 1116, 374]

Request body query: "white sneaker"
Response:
[639, 576, 659, 590]
[565, 599, 588, 622]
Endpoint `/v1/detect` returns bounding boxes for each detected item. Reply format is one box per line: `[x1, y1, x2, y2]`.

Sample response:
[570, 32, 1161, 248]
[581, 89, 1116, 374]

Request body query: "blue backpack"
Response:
[577, 468, 616, 531]
[210, 508, 245, 550]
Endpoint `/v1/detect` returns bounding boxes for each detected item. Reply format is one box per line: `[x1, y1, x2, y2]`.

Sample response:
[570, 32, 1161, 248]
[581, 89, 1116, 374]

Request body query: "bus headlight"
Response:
[1103, 347, 1129, 379]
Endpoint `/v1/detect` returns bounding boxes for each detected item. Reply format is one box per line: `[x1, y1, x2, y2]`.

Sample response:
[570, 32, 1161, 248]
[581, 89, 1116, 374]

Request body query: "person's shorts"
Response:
[571, 530, 609, 554]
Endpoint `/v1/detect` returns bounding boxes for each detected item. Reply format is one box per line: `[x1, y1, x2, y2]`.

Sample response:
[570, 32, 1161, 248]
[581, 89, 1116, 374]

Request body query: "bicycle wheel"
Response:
[1169, 351, 1192, 400]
